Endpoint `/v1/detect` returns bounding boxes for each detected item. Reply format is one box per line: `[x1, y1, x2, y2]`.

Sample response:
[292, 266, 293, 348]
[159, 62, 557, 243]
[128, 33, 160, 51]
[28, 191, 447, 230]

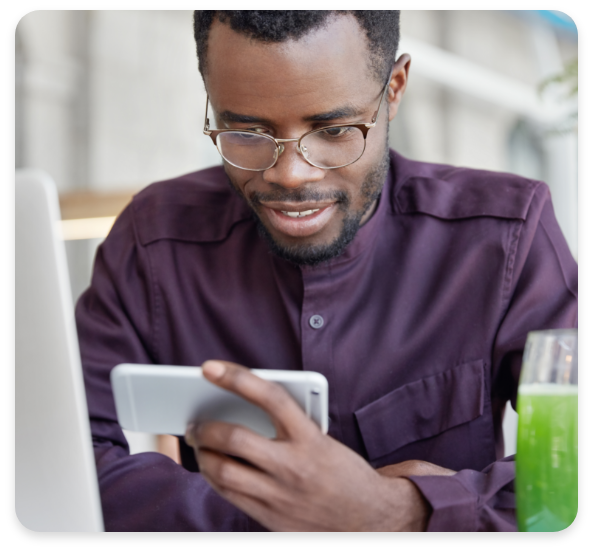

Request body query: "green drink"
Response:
[515, 329, 577, 532]
[516, 384, 578, 531]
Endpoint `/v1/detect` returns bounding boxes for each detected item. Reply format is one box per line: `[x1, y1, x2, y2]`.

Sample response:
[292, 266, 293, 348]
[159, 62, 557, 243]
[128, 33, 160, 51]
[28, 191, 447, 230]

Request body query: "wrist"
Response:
[375, 475, 431, 531]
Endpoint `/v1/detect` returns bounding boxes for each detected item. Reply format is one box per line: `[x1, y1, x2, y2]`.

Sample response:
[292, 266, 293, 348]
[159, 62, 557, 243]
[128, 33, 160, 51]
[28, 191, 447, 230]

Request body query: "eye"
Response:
[248, 127, 270, 134]
[232, 128, 272, 141]
[319, 126, 352, 138]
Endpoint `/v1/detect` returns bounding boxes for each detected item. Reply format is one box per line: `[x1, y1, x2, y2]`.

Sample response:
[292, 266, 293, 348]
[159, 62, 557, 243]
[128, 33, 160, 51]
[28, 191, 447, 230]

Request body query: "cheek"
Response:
[364, 119, 389, 157]
[358, 126, 389, 173]
[225, 164, 253, 196]
[344, 127, 387, 182]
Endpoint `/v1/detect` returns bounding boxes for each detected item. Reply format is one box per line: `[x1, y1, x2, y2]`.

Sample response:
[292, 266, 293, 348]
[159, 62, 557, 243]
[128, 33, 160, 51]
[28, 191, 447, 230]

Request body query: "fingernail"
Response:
[185, 423, 196, 446]
[203, 360, 226, 379]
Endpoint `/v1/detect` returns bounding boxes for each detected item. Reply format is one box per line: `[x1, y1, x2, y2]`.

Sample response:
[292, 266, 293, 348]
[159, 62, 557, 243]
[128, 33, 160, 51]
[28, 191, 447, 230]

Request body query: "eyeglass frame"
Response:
[202, 79, 391, 171]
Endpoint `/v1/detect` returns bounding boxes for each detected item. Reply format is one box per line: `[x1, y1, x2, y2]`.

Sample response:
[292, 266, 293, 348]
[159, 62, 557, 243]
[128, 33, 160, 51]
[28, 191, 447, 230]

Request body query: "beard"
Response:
[225, 143, 390, 267]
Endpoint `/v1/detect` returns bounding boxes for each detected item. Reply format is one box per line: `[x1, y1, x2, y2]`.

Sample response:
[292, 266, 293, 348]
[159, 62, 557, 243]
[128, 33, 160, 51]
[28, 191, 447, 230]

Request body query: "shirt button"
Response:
[309, 314, 324, 329]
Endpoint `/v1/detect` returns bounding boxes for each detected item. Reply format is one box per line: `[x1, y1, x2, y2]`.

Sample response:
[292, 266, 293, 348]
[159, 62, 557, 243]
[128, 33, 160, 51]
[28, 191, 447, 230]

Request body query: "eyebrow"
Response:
[304, 105, 364, 122]
[217, 104, 365, 126]
[218, 111, 274, 125]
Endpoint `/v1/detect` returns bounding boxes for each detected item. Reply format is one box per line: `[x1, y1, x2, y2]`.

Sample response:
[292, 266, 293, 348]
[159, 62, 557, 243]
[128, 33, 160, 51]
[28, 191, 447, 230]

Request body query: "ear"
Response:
[387, 54, 411, 122]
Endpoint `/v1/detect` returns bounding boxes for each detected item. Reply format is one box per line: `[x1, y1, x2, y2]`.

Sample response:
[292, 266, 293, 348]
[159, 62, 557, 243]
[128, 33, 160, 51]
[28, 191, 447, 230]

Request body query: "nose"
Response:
[262, 141, 325, 189]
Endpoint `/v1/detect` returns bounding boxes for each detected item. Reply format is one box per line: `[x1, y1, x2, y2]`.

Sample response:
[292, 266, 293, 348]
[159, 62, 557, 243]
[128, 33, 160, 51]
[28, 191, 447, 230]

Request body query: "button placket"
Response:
[300, 265, 342, 442]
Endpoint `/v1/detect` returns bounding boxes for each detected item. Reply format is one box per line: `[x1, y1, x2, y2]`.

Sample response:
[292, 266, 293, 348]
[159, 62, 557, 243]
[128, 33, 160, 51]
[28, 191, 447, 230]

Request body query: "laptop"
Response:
[15, 169, 104, 531]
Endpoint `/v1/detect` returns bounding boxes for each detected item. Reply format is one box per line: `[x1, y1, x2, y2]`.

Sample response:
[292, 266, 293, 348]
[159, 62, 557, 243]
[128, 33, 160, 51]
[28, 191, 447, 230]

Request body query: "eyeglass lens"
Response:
[301, 127, 365, 169]
[216, 126, 365, 171]
[216, 132, 278, 170]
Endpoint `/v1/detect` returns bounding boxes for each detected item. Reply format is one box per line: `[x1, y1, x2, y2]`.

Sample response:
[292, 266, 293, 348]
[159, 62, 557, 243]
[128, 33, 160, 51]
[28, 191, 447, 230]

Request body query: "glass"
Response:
[203, 80, 390, 171]
[516, 329, 578, 532]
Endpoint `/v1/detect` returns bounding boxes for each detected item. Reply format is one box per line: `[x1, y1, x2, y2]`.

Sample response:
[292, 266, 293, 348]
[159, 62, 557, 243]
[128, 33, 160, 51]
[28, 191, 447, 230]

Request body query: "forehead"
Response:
[204, 15, 375, 118]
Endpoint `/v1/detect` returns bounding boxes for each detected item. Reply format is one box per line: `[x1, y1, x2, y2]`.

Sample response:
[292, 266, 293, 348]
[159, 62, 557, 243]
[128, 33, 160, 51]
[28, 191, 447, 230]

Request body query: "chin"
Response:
[254, 211, 362, 267]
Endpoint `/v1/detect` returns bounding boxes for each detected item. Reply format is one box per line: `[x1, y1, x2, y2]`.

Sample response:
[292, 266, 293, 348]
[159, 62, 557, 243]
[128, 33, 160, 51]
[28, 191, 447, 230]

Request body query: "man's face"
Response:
[205, 15, 407, 265]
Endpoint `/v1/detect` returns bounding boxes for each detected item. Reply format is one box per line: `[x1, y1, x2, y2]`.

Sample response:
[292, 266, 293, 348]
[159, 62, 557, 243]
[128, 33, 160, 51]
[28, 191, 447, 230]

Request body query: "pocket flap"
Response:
[354, 360, 485, 460]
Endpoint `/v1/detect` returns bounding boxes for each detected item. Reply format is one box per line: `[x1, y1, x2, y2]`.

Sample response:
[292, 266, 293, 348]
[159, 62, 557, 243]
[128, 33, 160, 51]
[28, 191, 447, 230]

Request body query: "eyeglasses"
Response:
[203, 80, 390, 171]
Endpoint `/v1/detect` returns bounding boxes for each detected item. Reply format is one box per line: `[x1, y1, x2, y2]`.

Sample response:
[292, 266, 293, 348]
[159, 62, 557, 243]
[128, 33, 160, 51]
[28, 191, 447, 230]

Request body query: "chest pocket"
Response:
[354, 359, 488, 464]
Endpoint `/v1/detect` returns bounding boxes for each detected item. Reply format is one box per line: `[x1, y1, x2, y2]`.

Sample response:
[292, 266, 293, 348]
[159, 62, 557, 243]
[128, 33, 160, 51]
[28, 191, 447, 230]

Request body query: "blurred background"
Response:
[15, 10, 578, 458]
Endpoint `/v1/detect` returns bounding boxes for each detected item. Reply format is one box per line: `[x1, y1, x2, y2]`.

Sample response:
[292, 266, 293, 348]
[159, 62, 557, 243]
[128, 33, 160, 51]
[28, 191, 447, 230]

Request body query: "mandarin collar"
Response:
[300, 161, 393, 273]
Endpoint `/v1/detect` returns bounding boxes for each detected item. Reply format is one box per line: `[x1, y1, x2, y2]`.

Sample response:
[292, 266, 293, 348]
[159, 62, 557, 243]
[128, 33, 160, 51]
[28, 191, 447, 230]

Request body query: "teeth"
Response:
[281, 209, 320, 218]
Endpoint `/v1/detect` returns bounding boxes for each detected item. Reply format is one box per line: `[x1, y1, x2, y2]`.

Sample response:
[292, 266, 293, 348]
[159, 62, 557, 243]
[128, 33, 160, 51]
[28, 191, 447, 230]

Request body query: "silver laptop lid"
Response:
[15, 169, 104, 531]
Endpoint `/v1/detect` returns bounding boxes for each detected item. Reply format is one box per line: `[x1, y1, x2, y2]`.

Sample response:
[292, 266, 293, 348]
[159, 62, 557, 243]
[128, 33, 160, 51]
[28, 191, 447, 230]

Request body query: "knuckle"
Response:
[214, 459, 236, 487]
[285, 468, 306, 489]
[297, 461, 318, 488]
[194, 422, 214, 446]
[225, 425, 248, 451]
[264, 382, 291, 411]
[279, 455, 313, 490]
[223, 364, 248, 387]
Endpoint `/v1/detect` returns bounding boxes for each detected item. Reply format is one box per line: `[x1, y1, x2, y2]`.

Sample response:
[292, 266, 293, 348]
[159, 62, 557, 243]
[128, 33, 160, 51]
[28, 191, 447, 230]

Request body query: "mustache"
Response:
[249, 188, 349, 206]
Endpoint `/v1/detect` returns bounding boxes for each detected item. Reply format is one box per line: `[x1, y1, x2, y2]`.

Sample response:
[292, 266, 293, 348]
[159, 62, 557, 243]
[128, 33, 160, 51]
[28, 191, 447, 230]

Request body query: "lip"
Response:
[261, 202, 338, 238]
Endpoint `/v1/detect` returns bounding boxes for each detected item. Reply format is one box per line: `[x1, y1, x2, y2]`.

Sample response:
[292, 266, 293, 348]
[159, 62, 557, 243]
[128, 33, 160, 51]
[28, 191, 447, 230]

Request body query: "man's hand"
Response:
[185, 360, 431, 532]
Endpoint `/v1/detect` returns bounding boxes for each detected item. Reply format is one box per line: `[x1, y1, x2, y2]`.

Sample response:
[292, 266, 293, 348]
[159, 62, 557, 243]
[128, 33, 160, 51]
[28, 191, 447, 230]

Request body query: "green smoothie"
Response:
[516, 383, 578, 531]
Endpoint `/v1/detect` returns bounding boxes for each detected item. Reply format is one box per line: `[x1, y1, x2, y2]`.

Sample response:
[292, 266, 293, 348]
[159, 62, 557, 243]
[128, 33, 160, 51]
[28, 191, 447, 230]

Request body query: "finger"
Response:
[197, 448, 281, 505]
[187, 420, 287, 473]
[376, 460, 457, 478]
[201, 360, 316, 439]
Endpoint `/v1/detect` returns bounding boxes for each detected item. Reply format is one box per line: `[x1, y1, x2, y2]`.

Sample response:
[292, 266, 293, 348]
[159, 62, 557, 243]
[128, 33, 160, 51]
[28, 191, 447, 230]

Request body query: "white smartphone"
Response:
[110, 364, 329, 438]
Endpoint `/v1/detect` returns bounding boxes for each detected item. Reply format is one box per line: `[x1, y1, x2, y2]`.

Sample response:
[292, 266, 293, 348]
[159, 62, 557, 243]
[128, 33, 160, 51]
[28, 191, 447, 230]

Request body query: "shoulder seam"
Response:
[499, 180, 546, 310]
[501, 219, 524, 310]
[393, 173, 542, 222]
[139, 216, 254, 247]
[538, 217, 578, 301]
[130, 207, 161, 364]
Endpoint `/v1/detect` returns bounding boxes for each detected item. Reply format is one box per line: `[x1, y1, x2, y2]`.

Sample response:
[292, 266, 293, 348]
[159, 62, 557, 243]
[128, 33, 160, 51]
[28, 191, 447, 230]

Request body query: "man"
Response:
[76, 11, 577, 531]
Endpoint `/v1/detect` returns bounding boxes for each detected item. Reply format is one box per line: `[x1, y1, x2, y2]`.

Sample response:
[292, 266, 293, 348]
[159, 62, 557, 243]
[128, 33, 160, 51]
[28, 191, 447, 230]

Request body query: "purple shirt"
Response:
[76, 149, 577, 531]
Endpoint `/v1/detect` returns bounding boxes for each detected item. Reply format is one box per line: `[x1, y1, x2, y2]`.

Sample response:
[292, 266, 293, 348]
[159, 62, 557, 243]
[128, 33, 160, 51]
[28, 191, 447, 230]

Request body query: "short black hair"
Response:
[193, 10, 400, 84]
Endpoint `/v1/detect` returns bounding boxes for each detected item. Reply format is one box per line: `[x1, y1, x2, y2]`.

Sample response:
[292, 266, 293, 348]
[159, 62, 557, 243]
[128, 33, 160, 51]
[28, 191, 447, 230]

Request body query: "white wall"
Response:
[86, 10, 220, 191]
[391, 10, 577, 258]
[17, 11, 86, 192]
[17, 10, 221, 194]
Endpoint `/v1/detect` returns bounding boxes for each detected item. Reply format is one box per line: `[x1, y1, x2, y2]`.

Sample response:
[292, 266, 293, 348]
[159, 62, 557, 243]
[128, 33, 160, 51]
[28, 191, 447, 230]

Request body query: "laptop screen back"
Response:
[15, 169, 104, 531]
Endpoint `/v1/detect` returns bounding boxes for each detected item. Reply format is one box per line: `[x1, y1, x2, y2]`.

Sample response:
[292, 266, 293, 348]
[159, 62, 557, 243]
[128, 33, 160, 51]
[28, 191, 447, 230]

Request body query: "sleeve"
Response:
[407, 182, 578, 532]
[76, 204, 262, 531]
